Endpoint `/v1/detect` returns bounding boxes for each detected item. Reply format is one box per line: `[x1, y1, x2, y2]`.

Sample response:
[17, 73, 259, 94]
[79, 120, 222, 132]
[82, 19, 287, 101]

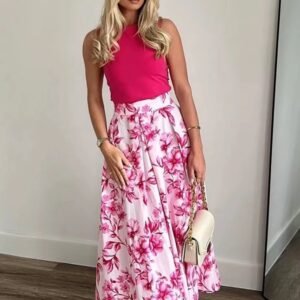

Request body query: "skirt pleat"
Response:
[95, 91, 221, 300]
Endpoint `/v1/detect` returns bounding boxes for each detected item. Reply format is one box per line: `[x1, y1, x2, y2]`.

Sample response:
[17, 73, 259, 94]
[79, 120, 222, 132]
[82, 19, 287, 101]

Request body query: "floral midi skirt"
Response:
[96, 91, 221, 300]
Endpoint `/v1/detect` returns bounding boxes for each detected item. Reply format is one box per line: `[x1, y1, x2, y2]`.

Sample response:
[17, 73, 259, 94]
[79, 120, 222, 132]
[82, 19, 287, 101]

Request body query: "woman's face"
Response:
[118, 0, 145, 11]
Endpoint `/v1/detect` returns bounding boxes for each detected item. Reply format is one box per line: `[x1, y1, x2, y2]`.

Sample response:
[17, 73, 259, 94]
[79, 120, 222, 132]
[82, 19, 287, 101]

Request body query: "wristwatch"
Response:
[97, 137, 109, 148]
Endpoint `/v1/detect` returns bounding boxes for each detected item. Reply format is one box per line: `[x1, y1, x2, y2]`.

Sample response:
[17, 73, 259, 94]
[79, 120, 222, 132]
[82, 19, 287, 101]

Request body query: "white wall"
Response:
[265, 0, 300, 273]
[0, 0, 278, 290]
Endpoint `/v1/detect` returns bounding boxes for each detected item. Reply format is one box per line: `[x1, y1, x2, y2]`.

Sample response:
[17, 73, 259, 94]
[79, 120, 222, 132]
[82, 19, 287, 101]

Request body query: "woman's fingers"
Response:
[119, 154, 131, 186]
[187, 165, 195, 184]
[105, 148, 131, 188]
[195, 170, 205, 183]
[194, 169, 202, 183]
[121, 154, 132, 168]
[111, 168, 122, 187]
[110, 158, 129, 188]
[119, 167, 128, 186]
[188, 165, 205, 184]
[108, 165, 123, 188]
[119, 154, 130, 185]
[114, 166, 126, 188]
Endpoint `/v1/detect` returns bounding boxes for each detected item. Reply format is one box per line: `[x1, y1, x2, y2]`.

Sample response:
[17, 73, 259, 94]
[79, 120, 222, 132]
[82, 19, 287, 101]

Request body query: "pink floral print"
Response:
[96, 91, 221, 299]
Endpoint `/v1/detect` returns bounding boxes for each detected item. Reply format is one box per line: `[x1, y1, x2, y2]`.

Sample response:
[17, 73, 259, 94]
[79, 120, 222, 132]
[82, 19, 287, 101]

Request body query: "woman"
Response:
[82, 0, 221, 299]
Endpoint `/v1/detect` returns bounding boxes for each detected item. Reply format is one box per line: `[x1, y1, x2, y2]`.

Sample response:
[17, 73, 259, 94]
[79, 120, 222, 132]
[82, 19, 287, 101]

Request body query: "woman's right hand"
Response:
[99, 141, 132, 188]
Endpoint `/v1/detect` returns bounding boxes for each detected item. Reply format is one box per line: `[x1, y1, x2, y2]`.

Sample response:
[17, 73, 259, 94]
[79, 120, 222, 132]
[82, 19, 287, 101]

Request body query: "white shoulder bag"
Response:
[181, 180, 215, 266]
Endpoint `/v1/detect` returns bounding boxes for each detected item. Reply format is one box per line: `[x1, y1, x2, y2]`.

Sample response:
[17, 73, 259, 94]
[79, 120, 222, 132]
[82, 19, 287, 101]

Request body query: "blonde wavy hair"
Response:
[91, 0, 171, 68]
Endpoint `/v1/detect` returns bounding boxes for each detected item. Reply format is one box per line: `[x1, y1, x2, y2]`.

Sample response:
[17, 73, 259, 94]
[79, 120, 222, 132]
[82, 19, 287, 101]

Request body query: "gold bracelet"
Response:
[96, 137, 109, 148]
[186, 125, 201, 131]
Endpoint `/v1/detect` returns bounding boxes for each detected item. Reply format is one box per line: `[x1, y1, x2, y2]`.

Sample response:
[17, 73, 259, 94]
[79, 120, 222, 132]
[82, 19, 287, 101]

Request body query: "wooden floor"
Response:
[263, 230, 300, 300]
[0, 254, 263, 300]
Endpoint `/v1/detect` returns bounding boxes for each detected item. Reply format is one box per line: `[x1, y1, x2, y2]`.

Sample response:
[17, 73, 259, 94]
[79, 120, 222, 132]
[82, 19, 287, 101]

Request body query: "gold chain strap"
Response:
[186, 180, 208, 246]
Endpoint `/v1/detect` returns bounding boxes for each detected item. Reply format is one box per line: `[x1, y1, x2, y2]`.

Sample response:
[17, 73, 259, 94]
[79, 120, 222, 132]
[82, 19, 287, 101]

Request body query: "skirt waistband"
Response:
[113, 91, 176, 116]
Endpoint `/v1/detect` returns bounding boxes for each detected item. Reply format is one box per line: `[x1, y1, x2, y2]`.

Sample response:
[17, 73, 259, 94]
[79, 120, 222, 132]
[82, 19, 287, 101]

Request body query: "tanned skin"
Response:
[82, 1, 205, 189]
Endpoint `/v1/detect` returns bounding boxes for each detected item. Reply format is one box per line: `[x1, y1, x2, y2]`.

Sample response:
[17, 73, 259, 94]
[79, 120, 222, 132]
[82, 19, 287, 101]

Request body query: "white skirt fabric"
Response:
[95, 91, 221, 300]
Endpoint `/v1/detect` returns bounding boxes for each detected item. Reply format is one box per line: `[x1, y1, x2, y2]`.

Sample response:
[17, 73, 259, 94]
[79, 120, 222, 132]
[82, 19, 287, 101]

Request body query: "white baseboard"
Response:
[217, 256, 263, 291]
[265, 208, 300, 274]
[0, 231, 98, 267]
[0, 231, 263, 291]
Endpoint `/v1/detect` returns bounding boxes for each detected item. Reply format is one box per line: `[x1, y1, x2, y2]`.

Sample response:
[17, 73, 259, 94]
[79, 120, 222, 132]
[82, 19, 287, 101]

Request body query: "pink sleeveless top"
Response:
[103, 23, 172, 104]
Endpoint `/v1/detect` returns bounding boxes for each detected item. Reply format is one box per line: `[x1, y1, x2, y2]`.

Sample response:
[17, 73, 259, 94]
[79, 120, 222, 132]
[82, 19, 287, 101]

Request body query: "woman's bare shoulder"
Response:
[82, 27, 101, 64]
[158, 17, 180, 37]
[85, 26, 100, 41]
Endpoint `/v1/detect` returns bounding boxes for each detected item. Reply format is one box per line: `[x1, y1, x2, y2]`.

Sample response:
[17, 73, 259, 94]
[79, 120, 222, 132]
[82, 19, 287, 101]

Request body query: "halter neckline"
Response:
[125, 23, 138, 29]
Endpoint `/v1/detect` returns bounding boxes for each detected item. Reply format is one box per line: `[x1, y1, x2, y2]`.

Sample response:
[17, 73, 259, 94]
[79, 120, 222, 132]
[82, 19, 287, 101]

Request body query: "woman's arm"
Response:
[161, 18, 206, 183]
[82, 29, 130, 188]
[82, 29, 109, 144]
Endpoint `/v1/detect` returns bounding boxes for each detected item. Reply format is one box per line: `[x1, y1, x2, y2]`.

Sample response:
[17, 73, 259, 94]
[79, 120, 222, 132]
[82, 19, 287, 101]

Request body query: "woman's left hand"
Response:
[187, 149, 206, 184]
